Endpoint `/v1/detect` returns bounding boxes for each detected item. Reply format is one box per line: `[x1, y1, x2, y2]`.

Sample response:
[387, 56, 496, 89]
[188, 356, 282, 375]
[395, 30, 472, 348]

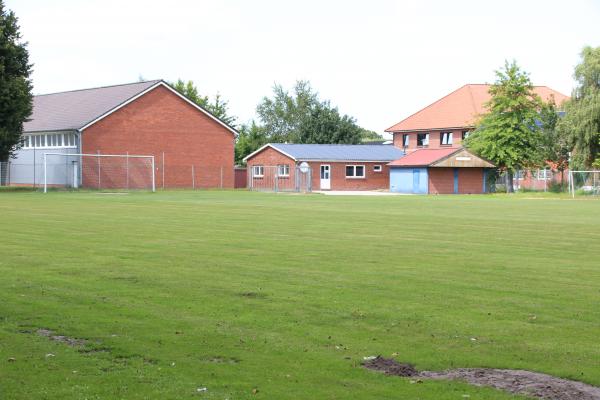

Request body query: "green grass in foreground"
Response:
[1, 190, 599, 399]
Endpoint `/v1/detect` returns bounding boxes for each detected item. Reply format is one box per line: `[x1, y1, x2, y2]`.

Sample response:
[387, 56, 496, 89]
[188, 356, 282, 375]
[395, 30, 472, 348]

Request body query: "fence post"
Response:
[97, 150, 101, 189]
[192, 165, 195, 189]
[162, 152, 165, 190]
[126, 151, 129, 190]
[151, 156, 156, 192]
[43, 153, 47, 193]
[220, 166, 223, 189]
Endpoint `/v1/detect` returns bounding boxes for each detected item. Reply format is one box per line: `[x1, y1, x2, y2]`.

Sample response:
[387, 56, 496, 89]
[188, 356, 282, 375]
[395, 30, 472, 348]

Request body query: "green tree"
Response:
[255, 80, 319, 143]
[359, 128, 384, 143]
[557, 46, 600, 168]
[234, 121, 268, 164]
[170, 79, 236, 127]
[0, 0, 32, 162]
[465, 61, 544, 192]
[538, 99, 569, 186]
[297, 102, 362, 144]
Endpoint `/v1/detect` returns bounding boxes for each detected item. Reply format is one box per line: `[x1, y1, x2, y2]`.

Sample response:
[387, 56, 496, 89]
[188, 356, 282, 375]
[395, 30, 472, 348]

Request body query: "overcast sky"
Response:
[6, 0, 600, 136]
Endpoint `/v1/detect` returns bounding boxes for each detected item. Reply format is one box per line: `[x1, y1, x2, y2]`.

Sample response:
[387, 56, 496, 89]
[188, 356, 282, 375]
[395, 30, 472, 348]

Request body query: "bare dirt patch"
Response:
[37, 329, 87, 347]
[363, 357, 418, 377]
[363, 356, 600, 400]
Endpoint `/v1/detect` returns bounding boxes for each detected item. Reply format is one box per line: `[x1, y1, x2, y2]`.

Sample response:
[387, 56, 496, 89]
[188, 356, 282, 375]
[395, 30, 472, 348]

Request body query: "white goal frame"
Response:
[43, 153, 155, 193]
[568, 170, 600, 198]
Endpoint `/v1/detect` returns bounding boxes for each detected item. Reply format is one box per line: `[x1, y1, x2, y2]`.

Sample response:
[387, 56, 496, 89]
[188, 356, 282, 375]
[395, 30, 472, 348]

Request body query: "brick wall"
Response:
[428, 168, 455, 194]
[245, 147, 297, 190]
[81, 85, 234, 189]
[458, 168, 483, 194]
[307, 161, 390, 190]
[393, 129, 466, 151]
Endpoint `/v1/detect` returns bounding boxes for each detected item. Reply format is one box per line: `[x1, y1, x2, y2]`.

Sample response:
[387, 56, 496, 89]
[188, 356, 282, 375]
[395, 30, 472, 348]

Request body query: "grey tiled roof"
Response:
[270, 143, 405, 161]
[24, 80, 162, 132]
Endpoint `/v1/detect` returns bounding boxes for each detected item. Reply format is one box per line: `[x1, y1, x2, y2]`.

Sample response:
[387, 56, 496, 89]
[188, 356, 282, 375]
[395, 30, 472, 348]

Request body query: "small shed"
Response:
[388, 147, 495, 194]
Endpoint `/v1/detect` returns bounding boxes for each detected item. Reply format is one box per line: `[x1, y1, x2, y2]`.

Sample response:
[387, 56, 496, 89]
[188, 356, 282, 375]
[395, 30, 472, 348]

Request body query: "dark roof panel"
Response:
[270, 143, 405, 161]
[24, 80, 162, 132]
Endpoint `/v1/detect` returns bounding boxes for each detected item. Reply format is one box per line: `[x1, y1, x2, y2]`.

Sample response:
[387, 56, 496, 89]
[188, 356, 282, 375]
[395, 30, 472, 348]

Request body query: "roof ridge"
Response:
[385, 84, 472, 132]
[34, 79, 162, 97]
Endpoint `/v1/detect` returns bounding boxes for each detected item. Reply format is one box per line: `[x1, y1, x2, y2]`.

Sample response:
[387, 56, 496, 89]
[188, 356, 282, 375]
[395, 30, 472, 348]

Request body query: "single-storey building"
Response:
[9, 80, 236, 189]
[243, 143, 405, 191]
[388, 147, 495, 194]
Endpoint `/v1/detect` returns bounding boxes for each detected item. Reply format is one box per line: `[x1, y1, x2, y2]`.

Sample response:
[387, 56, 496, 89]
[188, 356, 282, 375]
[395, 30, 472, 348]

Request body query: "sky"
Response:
[6, 0, 600, 137]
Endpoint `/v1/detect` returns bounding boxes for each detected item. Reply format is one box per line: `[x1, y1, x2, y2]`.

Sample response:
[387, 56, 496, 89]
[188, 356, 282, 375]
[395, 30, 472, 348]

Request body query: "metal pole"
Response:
[192, 165, 195, 189]
[151, 156, 156, 192]
[220, 166, 223, 189]
[43, 153, 47, 193]
[126, 151, 129, 190]
[162, 152, 165, 190]
[97, 150, 101, 189]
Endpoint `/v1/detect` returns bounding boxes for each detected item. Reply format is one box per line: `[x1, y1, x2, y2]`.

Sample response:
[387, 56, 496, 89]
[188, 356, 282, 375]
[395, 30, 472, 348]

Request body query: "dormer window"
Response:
[417, 133, 429, 147]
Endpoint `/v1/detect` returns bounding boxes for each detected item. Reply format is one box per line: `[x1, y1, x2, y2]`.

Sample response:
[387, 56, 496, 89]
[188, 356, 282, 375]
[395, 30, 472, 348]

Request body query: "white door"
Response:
[320, 165, 331, 190]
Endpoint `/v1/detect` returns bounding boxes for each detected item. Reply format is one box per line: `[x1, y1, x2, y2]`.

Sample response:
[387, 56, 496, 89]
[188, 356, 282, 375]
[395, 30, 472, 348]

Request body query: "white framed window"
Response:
[417, 133, 429, 147]
[22, 132, 78, 149]
[345, 165, 365, 178]
[402, 134, 409, 147]
[252, 165, 264, 178]
[373, 165, 382, 172]
[534, 169, 553, 180]
[277, 164, 290, 177]
[440, 132, 453, 145]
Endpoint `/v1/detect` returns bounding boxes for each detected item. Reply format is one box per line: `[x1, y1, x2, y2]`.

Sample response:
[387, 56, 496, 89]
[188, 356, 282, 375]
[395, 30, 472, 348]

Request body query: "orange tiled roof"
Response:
[386, 84, 569, 132]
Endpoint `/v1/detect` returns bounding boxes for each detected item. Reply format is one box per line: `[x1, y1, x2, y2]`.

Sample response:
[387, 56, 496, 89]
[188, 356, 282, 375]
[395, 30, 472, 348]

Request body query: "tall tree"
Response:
[465, 61, 544, 192]
[0, 0, 32, 162]
[297, 102, 362, 144]
[170, 79, 237, 126]
[557, 46, 600, 168]
[255, 80, 319, 143]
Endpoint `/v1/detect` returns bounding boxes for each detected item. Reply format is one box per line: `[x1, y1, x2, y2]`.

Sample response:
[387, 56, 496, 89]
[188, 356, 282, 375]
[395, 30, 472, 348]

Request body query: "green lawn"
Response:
[1, 190, 599, 399]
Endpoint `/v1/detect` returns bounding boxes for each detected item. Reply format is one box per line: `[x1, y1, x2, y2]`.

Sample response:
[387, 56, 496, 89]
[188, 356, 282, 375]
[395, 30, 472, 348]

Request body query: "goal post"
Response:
[43, 153, 155, 193]
[568, 170, 600, 198]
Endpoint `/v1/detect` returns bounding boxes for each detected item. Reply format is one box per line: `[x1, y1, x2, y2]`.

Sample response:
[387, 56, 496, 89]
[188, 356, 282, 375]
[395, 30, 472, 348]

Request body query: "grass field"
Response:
[1, 190, 599, 399]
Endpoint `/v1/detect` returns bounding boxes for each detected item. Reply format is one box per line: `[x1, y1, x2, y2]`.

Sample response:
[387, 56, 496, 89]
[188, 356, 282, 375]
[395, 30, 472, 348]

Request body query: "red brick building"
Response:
[386, 84, 569, 152]
[243, 143, 405, 191]
[21, 80, 236, 189]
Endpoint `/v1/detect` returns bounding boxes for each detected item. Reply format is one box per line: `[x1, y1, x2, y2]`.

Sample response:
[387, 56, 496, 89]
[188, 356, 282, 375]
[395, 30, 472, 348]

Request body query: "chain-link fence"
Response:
[248, 165, 312, 192]
[496, 168, 569, 192]
[0, 157, 232, 190]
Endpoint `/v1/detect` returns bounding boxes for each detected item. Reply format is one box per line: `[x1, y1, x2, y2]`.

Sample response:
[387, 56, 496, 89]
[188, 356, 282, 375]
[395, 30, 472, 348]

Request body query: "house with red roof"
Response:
[384, 84, 568, 194]
[386, 84, 569, 152]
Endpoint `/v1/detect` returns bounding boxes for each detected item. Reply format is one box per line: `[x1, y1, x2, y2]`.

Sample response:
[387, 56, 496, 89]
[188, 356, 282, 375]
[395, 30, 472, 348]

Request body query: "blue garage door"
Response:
[390, 168, 428, 193]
